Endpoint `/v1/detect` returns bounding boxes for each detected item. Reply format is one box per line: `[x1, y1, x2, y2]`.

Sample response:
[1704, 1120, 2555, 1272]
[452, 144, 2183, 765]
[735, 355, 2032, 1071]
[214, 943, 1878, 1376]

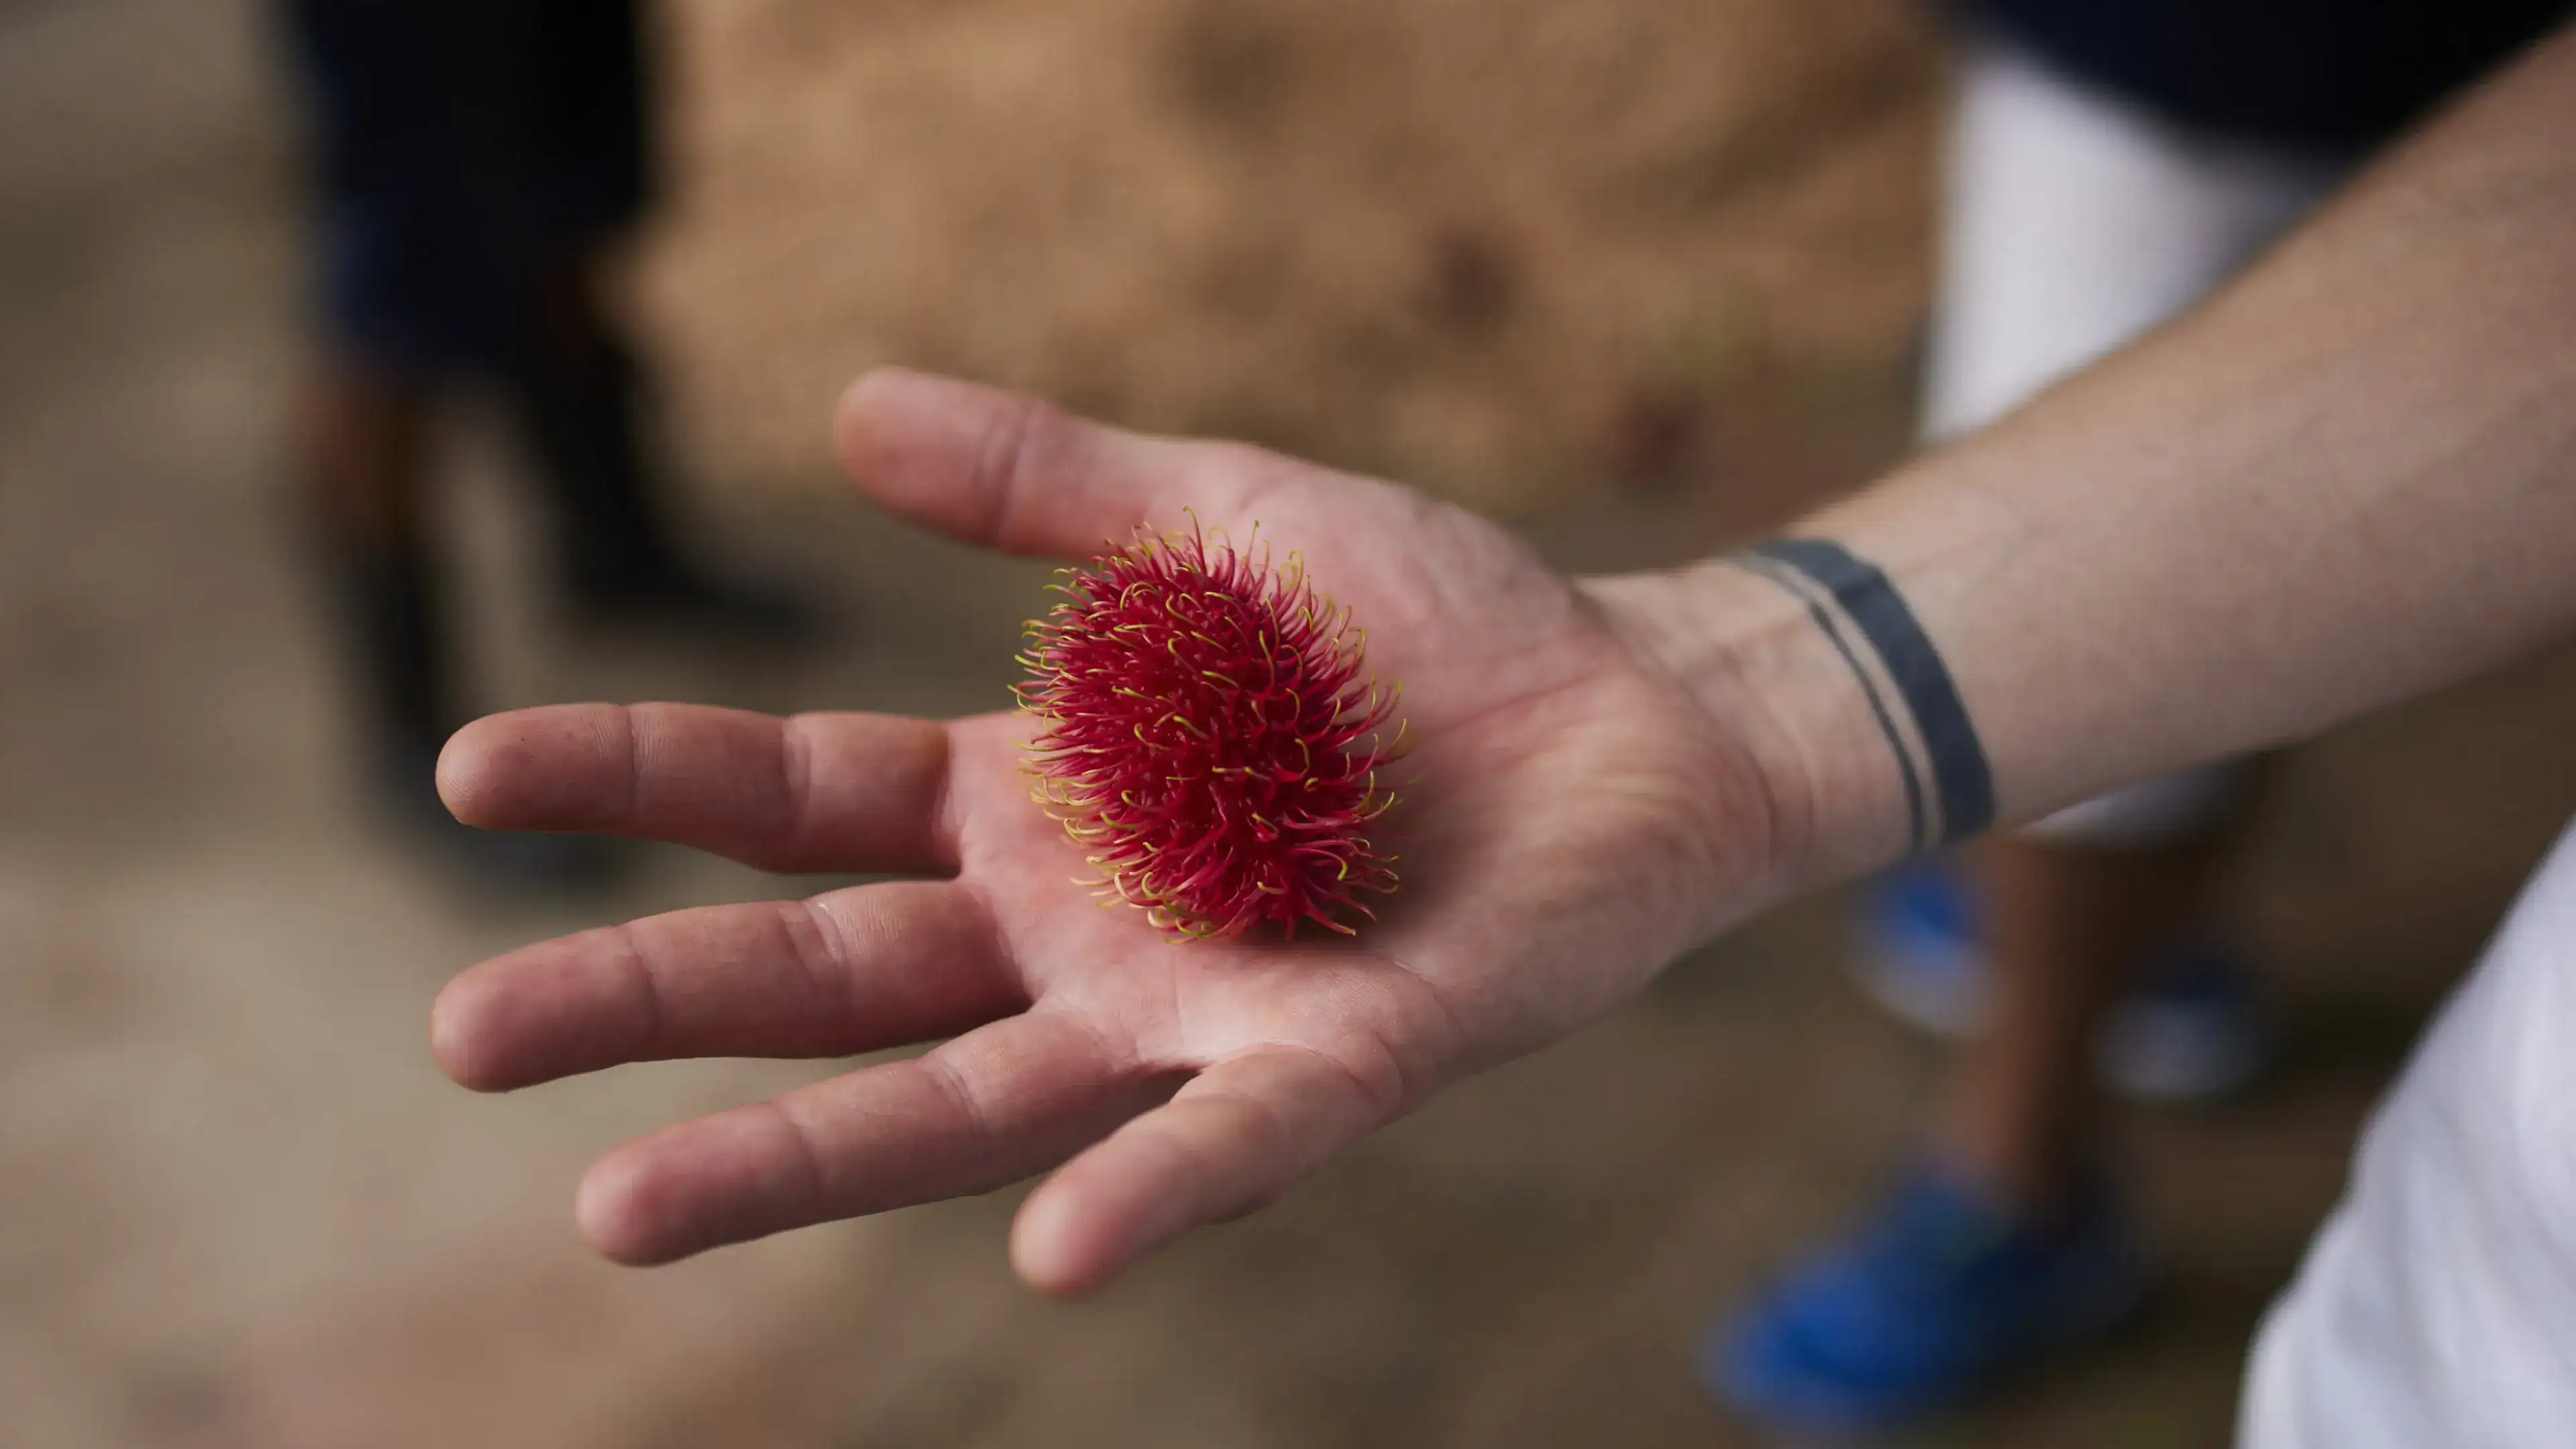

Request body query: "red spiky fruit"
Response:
[1016, 523, 1403, 939]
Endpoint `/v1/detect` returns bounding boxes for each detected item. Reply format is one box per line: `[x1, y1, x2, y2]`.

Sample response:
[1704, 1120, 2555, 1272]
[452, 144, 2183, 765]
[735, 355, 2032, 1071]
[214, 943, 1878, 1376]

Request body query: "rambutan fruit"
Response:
[1015, 523, 1403, 939]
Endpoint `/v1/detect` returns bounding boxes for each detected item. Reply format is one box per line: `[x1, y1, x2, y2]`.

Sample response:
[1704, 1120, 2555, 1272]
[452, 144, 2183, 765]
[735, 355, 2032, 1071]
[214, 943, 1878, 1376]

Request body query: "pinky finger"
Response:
[1006, 1045, 1398, 1295]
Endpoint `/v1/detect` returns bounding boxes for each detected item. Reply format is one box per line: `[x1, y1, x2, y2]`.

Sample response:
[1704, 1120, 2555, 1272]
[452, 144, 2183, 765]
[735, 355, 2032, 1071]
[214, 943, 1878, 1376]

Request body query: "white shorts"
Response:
[1931, 44, 2337, 846]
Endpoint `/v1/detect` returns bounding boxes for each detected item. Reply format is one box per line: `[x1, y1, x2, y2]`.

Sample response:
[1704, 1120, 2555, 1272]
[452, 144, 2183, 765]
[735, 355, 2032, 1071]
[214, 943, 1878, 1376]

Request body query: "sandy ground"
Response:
[7, 1, 2576, 1445]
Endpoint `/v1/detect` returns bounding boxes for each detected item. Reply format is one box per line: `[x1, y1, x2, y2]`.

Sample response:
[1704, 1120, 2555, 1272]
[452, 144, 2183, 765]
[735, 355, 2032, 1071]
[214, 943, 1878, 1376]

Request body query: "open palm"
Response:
[433, 370, 1784, 1291]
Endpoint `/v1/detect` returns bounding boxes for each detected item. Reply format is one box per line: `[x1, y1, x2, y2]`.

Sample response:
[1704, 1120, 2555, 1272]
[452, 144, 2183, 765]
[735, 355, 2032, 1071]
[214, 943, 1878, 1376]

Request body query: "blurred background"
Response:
[7, 0, 2576, 1444]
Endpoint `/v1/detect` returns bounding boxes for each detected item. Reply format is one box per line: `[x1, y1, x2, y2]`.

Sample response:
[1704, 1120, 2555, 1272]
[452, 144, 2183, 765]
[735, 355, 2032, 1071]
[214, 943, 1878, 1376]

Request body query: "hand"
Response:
[431, 370, 1788, 1292]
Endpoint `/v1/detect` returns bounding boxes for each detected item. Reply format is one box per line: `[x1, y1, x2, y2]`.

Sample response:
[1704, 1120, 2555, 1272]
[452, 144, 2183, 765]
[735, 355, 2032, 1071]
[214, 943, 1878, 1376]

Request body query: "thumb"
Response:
[834, 368, 1191, 559]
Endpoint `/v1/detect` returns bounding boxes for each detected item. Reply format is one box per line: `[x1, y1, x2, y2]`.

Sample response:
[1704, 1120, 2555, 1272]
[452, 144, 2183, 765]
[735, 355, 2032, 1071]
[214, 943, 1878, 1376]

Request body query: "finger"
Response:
[577, 1010, 1172, 1265]
[437, 702, 955, 875]
[834, 367, 1242, 559]
[1008, 1045, 1398, 1295]
[430, 881, 1017, 1092]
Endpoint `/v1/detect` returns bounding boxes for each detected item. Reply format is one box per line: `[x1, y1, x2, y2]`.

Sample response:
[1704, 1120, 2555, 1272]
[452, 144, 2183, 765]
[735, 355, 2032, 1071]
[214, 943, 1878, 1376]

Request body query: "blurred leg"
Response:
[298, 356, 458, 797]
[1941, 831, 2228, 1208]
[1915, 41, 2335, 1209]
[278, 0, 484, 824]
[482, 0, 810, 635]
[279, 0, 619, 890]
[499, 259, 682, 601]
[498, 254, 816, 638]
[1713, 44, 2336, 1432]
[303, 359, 429, 553]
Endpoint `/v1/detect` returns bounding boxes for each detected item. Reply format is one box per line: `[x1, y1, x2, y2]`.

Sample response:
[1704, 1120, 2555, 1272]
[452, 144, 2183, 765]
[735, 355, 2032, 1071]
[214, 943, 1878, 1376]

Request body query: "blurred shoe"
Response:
[2094, 942, 2272, 1104]
[1707, 1160, 2151, 1436]
[1854, 859, 1988, 1038]
[1853, 859, 2274, 1104]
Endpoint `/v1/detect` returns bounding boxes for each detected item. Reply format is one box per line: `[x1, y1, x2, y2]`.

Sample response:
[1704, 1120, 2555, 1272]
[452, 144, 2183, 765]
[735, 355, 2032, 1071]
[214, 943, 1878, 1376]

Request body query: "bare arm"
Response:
[1599, 20, 2576, 889]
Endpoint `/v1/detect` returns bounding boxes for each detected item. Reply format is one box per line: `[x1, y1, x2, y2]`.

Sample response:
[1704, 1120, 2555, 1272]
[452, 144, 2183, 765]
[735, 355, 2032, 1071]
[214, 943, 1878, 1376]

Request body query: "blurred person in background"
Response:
[278, 0, 807, 885]
[1709, 0, 2573, 1432]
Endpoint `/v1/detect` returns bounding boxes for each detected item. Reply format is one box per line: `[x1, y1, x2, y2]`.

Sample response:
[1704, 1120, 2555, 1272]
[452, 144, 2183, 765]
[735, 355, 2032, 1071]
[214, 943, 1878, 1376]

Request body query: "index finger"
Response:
[437, 703, 958, 876]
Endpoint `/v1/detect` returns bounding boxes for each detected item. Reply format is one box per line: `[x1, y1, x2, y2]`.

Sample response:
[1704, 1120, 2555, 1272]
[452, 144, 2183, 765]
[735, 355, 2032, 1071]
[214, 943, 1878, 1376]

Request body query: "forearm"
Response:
[1605, 21, 2576, 894]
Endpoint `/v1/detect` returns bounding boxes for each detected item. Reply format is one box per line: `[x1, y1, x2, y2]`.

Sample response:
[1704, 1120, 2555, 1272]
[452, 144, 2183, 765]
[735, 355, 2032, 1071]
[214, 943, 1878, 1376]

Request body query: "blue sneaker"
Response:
[1854, 859, 1989, 1038]
[1708, 1162, 2151, 1435]
[2095, 942, 2273, 1103]
[1854, 859, 2273, 1103]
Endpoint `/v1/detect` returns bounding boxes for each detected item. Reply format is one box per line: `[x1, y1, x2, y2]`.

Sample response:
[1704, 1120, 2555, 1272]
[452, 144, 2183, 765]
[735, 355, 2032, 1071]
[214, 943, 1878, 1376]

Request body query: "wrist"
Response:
[1585, 558, 1921, 898]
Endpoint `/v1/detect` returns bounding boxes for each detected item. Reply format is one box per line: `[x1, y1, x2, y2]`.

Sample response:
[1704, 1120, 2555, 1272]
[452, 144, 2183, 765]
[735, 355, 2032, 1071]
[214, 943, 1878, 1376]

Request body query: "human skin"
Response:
[431, 21, 2576, 1293]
